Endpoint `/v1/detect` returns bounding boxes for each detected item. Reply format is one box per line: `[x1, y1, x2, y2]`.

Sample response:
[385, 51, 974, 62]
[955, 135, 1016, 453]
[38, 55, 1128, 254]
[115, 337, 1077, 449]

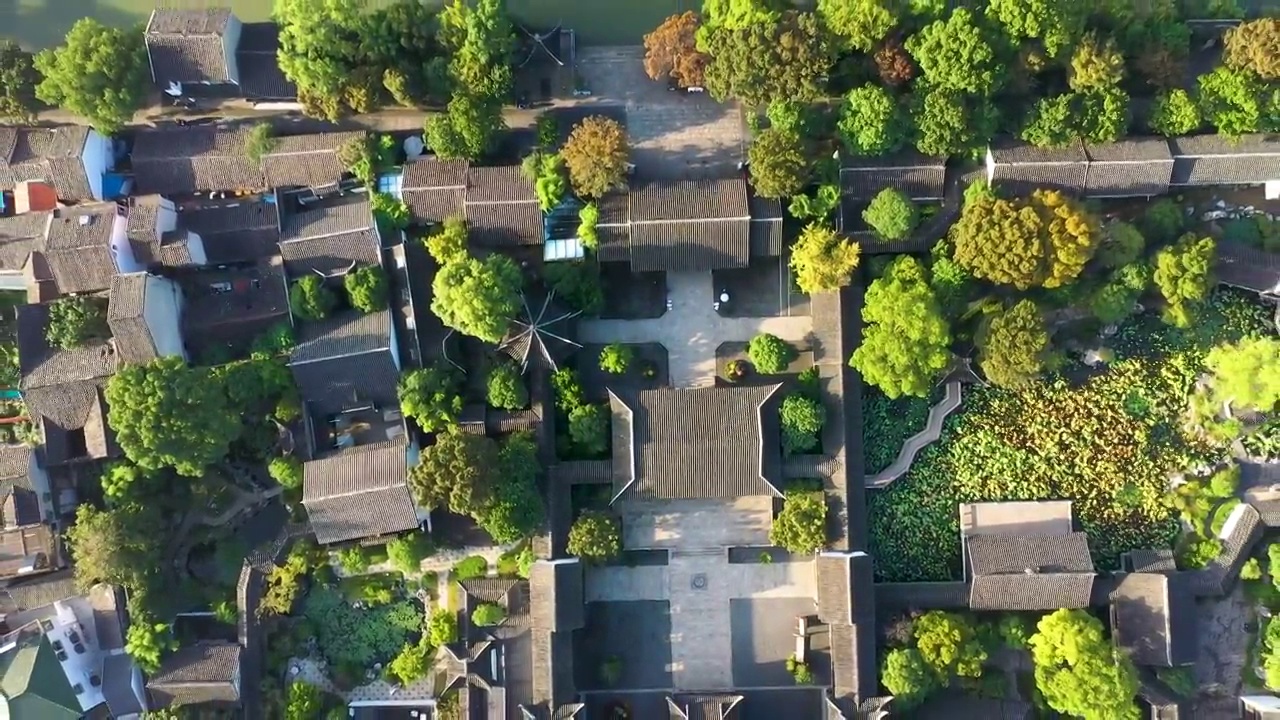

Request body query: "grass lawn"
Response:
[10, 0, 686, 51]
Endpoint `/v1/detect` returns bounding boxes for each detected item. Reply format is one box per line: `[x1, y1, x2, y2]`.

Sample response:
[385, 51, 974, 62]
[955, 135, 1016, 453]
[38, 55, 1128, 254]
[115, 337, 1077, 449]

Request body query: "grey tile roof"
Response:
[988, 139, 1089, 195]
[1194, 502, 1263, 597]
[0, 212, 48, 273]
[966, 532, 1096, 610]
[749, 217, 783, 257]
[597, 193, 629, 225]
[530, 629, 576, 712]
[107, 273, 157, 365]
[815, 552, 874, 626]
[405, 189, 467, 225]
[0, 127, 94, 202]
[1216, 242, 1280, 294]
[0, 570, 76, 614]
[631, 178, 749, 222]
[911, 692, 1032, 720]
[290, 313, 397, 415]
[145, 9, 234, 86]
[88, 583, 126, 651]
[102, 653, 143, 716]
[1084, 138, 1174, 197]
[36, 204, 120, 295]
[839, 152, 947, 201]
[629, 219, 750, 271]
[467, 165, 537, 203]
[17, 302, 116, 393]
[1169, 134, 1280, 186]
[141, 195, 281, 266]
[610, 385, 783, 501]
[236, 23, 297, 100]
[261, 132, 362, 189]
[279, 196, 378, 276]
[403, 157, 469, 190]
[1124, 548, 1178, 574]
[126, 198, 198, 269]
[302, 440, 417, 544]
[467, 201, 544, 246]
[0, 446, 30, 483]
[668, 693, 743, 720]
[132, 125, 265, 194]
[291, 307, 393, 363]
[1110, 572, 1197, 667]
[829, 621, 877, 706]
[146, 641, 241, 709]
[529, 560, 584, 632]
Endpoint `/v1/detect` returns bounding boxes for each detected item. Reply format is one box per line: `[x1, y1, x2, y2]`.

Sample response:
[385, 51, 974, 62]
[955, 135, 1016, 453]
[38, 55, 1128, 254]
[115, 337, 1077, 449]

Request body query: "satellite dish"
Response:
[404, 135, 425, 159]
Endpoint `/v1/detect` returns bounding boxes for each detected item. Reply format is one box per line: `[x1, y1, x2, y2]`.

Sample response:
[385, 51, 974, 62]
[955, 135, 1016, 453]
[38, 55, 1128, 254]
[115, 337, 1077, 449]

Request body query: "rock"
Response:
[1202, 210, 1231, 221]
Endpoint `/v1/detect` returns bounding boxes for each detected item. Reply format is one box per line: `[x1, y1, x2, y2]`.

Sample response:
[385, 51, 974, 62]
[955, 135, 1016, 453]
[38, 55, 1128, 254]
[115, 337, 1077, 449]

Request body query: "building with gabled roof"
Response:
[816, 552, 878, 717]
[1109, 570, 1197, 667]
[1169, 134, 1280, 192]
[466, 165, 543, 247]
[986, 139, 1090, 196]
[127, 194, 281, 269]
[624, 178, 751, 272]
[146, 641, 243, 711]
[107, 272, 185, 365]
[960, 501, 1096, 610]
[234, 22, 298, 101]
[27, 203, 140, 302]
[607, 385, 783, 502]
[1083, 138, 1175, 197]
[302, 439, 420, 544]
[0, 126, 115, 204]
[668, 693, 743, 719]
[145, 8, 242, 89]
[838, 152, 947, 201]
[400, 157, 468, 225]
[1216, 242, 1280, 296]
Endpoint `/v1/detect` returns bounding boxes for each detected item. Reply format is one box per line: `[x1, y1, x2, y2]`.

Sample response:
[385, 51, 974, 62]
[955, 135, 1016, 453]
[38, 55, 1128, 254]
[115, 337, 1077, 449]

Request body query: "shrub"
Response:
[427, 608, 459, 646]
[289, 276, 336, 321]
[1178, 536, 1222, 569]
[780, 394, 825, 455]
[370, 192, 410, 233]
[863, 188, 919, 242]
[997, 615, 1032, 649]
[1208, 464, 1241, 498]
[471, 602, 507, 627]
[521, 151, 568, 212]
[599, 344, 633, 374]
[452, 555, 488, 581]
[245, 122, 277, 162]
[251, 323, 295, 358]
[337, 546, 371, 575]
[344, 265, 389, 313]
[578, 203, 599, 249]
[1242, 557, 1264, 581]
[747, 333, 797, 374]
[567, 510, 621, 563]
[551, 369, 587, 412]
[387, 640, 432, 686]
[568, 403, 610, 456]
[268, 456, 303, 490]
[397, 365, 462, 432]
[46, 296, 106, 349]
[770, 490, 827, 553]
[486, 362, 528, 410]
[386, 532, 433, 575]
[786, 654, 814, 684]
[536, 113, 558, 148]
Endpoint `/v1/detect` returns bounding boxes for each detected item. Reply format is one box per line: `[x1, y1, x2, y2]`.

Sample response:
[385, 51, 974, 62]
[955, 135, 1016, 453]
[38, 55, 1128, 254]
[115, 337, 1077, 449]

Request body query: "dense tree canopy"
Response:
[425, 93, 506, 160]
[65, 502, 163, 593]
[906, 9, 1002, 94]
[561, 116, 629, 198]
[106, 357, 240, 477]
[780, 394, 825, 455]
[1204, 337, 1280, 413]
[1223, 19, 1280, 80]
[838, 84, 909, 157]
[850, 257, 951, 399]
[1068, 32, 1126, 90]
[817, 0, 897, 52]
[748, 128, 810, 199]
[986, 0, 1083, 58]
[1029, 610, 1140, 720]
[951, 189, 1100, 290]
[34, 18, 148, 133]
[486, 362, 528, 410]
[344, 265, 389, 313]
[476, 432, 545, 542]
[443, 0, 515, 101]
[790, 223, 861, 294]
[1153, 233, 1215, 327]
[913, 611, 986, 679]
[702, 11, 835, 107]
[880, 648, 939, 708]
[398, 365, 463, 432]
[0, 41, 38, 123]
[769, 489, 827, 553]
[643, 12, 709, 88]
[408, 430, 500, 515]
[1149, 88, 1202, 136]
[912, 87, 998, 158]
[275, 0, 365, 120]
[1197, 66, 1262, 137]
[978, 300, 1053, 388]
[289, 276, 337, 321]
[567, 510, 622, 563]
[431, 254, 522, 342]
[863, 189, 919, 241]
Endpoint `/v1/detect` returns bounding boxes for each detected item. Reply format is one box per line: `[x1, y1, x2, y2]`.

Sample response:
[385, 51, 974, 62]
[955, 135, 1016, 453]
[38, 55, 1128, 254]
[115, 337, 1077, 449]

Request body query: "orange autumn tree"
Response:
[643, 12, 710, 89]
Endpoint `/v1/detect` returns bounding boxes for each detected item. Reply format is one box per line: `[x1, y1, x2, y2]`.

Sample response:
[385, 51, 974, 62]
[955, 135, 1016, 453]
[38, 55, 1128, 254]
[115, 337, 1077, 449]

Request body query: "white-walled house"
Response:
[108, 273, 187, 365]
[0, 126, 114, 204]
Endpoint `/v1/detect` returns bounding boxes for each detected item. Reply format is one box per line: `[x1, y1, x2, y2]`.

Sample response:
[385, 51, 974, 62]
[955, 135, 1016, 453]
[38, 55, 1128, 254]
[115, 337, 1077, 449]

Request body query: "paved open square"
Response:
[618, 497, 775, 549]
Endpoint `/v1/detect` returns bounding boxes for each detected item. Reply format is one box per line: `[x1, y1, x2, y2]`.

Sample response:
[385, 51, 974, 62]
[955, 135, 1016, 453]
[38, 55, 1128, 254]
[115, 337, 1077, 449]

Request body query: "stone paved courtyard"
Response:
[580, 272, 813, 387]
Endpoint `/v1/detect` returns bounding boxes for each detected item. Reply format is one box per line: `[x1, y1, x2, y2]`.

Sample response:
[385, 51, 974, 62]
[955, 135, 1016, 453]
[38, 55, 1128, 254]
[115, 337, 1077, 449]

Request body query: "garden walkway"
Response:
[580, 272, 812, 387]
[865, 380, 964, 488]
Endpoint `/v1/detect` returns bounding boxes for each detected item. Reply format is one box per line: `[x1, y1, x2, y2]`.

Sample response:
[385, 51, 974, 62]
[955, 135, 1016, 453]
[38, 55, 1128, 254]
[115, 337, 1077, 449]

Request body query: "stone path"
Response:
[669, 550, 736, 690]
[580, 272, 813, 388]
[865, 380, 964, 487]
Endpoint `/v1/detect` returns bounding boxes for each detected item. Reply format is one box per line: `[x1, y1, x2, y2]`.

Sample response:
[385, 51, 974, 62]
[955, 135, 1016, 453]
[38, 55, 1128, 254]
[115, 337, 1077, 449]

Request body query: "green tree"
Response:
[838, 84, 909, 156]
[106, 357, 239, 476]
[978, 300, 1052, 388]
[289, 276, 337, 321]
[387, 640, 433, 686]
[125, 617, 175, 674]
[561, 116, 629, 198]
[268, 456, 303, 490]
[1029, 609, 1140, 720]
[1090, 266, 1148, 324]
[486, 362, 528, 410]
[701, 0, 782, 29]
[65, 502, 163, 592]
[426, 217, 469, 266]
[387, 532, 433, 575]
[567, 510, 622, 563]
[245, 122, 277, 163]
[1137, 198, 1185, 245]
[769, 489, 827, 553]
[818, 0, 897, 52]
[863, 188, 919, 242]
[427, 608, 459, 646]
[850, 256, 951, 399]
[1153, 233, 1215, 327]
[748, 128, 810, 199]
[336, 546, 371, 574]
[950, 189, 1100, 290]
[431, 254, 521, 342]
[1098, 222, 1146, 268]
[1149, 89, 1202, 136]
[1068, 32, 1126, 90]
[1197, 66, 1262, 137]
[476, 432, 545, 543]
[914, 611, 987, 678]
[99, 462, 155, 505]
[35, 19, 147, 133]
[444, 0, 515, 101]
[780, 394, 825, 455]
[45, 296, 106, 349]
[521, 151, 568, 211]
[408, 430, 500, 515]
[906, 9, 1002, 94]
[1204, 337, 1280, 413]
[568, 403, 610, 456]
[599, 344, 633, 375]
[275, 0, 364, 120]
[285, 682, 324, 720]
[790, 224, 861, 294]
[577, 203, 599, 249]
[0, 41, 38, 123]
[912, 86, 998, 158]
[371, 192, 411, 232]
[1020, 93, 1079, 148]
[1242, 557, 1263, 581]
[1223, 18, 1280, 80]
[425, 93, 506, 160]
[398, 365, 463, 432]
[748, 333, 797, 374]
[544, 260, 604, 315]
[986, 0, 1083, 58]
[1078, 87, 1130, 143]
[702, 11, 835, 107]
[344, 264, 389, 313]
[472, 602, 507, 626]
[881, 648, 940, 708]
